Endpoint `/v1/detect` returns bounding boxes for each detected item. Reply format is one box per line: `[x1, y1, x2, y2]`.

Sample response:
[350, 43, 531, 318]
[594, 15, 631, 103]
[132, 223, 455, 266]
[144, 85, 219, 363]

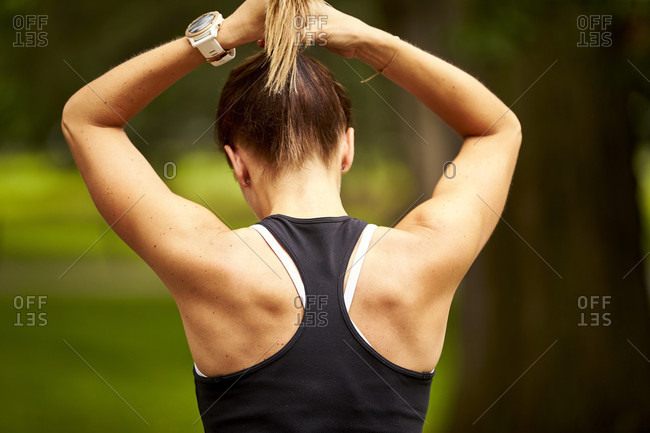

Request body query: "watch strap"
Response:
[187, 12, 235, 67]
[206, 48, 236, 66]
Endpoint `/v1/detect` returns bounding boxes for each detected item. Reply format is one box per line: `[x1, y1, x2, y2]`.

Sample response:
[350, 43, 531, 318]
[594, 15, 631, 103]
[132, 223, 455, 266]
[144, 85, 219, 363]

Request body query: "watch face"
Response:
[188, 13, 215, 35]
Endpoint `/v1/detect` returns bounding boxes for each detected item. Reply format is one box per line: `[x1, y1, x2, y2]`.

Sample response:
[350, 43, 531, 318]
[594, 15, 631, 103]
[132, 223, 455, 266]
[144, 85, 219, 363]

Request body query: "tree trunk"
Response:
[447, 2, 650, 432]
[380, 0, 650, 431]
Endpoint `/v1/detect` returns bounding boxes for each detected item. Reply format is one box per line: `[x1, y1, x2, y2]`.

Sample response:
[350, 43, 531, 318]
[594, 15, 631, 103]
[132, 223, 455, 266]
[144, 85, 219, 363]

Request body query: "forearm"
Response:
[62, 20, 239, 128]
[356, 27, 519, 139]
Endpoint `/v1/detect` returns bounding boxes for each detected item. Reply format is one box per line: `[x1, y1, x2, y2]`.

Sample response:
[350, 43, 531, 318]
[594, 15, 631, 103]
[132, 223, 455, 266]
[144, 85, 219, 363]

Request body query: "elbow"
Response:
[60, 100, 73, 141]
[503, 111, 523, 148]
[511, 112, 523, 139]
[61, 94, 84, 145]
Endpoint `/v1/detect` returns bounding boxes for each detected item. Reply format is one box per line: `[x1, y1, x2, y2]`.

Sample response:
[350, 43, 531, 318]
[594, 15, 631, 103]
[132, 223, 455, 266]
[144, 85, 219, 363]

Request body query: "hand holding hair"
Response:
[226, 0, 380, 92]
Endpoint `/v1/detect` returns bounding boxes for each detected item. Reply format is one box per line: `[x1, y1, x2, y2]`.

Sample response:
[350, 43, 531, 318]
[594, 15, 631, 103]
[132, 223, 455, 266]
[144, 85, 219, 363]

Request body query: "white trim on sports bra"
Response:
[250, 224, 307, 308]
[344, 224, 377, 310]
[343, 224, 377, 346]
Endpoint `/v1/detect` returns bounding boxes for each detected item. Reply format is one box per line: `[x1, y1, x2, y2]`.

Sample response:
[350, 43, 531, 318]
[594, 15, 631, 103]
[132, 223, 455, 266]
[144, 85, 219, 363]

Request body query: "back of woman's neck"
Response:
[254, 163, 346, 219]
[266, 194, 347, 219]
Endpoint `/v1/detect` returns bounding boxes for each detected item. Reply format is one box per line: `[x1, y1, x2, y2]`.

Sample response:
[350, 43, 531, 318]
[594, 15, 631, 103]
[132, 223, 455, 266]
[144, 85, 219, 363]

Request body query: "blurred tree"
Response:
[377, 0, 650, 431]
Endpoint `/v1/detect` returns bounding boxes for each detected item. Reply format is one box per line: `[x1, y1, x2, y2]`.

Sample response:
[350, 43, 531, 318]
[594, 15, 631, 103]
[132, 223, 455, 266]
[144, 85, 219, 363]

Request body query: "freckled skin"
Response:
[61, 0, 520, 377]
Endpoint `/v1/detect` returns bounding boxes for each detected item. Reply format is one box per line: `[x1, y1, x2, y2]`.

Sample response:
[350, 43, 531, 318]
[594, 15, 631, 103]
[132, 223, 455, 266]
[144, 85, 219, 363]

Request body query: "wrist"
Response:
[217, 17, 238, 51]
[356, 27, 400, 71]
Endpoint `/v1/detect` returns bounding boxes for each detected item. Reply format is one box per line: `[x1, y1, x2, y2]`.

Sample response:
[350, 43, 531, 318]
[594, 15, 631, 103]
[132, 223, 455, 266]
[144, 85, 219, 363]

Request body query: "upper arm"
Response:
[61, 111, 229, 281]
[397, 115, 522, 287]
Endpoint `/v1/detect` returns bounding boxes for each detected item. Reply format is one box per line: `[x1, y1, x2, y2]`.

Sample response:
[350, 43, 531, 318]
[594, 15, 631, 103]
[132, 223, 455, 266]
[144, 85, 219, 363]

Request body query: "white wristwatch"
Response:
[185, 11, 236, 67]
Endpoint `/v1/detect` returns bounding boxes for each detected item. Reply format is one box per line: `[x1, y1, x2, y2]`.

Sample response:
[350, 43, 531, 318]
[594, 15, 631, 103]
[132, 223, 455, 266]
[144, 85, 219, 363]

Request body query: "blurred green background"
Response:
[2, 0, 650, 432]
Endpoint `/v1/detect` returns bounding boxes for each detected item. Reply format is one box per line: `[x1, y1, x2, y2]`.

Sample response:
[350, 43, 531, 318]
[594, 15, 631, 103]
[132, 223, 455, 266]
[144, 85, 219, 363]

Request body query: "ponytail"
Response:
[216, 0, 352, 175]
[264, 0, 320, 94]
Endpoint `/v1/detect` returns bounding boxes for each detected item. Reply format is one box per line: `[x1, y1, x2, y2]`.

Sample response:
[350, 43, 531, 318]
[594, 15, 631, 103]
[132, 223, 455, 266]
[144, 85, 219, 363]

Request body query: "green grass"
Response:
[1, 294, 201, 432]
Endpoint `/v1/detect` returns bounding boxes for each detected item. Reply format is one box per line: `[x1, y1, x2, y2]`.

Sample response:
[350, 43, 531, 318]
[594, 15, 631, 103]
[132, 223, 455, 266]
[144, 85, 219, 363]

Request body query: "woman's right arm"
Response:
[322, 6, 522, 285]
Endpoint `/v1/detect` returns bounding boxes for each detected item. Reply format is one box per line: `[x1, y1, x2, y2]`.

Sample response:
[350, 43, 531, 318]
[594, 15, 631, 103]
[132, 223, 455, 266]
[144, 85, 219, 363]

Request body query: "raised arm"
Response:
[366, 28, 523, 253]
[60, 2, 265, 278]
[316, 4, 522, 287]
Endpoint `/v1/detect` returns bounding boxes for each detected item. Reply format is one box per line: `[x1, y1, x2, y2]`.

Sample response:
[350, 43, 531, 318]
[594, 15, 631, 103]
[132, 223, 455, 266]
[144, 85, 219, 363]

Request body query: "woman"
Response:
[61, 0, 522, 431]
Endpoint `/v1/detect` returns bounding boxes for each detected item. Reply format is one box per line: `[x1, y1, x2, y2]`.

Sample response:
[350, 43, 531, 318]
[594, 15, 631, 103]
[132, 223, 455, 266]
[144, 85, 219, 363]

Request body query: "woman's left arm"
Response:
[60, 5, 262, 277]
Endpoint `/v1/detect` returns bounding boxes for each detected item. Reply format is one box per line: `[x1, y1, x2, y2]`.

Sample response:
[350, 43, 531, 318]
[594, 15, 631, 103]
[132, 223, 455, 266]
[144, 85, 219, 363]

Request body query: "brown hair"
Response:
[215, 0, 351, 177]
[216, 52, 352, 176]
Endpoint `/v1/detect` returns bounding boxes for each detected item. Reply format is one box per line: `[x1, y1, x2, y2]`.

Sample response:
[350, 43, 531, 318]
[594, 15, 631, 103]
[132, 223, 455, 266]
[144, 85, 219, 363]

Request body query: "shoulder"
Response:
[154, 225, 282, 296]
[364, 223, 473, 299]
